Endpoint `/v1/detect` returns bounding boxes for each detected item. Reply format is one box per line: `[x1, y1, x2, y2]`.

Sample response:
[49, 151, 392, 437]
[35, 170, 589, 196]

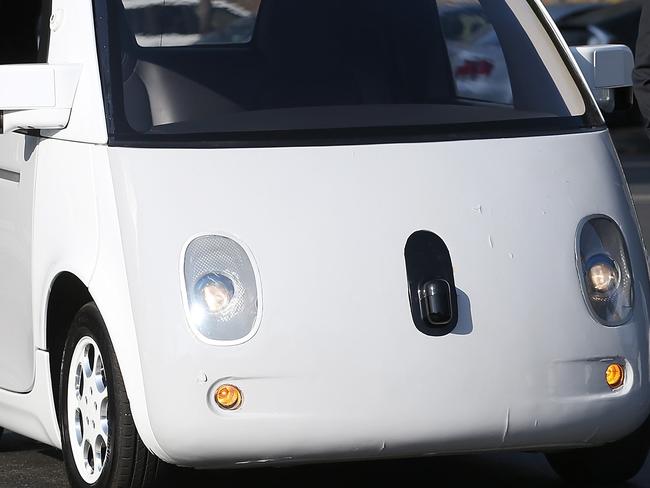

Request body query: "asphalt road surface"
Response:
[2, 128, 650, 488]
[0, 430, 649, 488]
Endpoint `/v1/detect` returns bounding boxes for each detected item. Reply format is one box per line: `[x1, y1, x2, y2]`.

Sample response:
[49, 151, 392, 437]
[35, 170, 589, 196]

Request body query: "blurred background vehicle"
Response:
[554, 0, 643, 52]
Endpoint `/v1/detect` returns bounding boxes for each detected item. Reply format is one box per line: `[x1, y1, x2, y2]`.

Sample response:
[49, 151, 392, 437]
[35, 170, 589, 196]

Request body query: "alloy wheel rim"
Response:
[67, 336, 109, 484]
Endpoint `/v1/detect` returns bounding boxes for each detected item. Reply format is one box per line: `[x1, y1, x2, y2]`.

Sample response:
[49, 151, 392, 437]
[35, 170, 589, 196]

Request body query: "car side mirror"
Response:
[570, 45, 634, 114]
[0, 64, 81, 134]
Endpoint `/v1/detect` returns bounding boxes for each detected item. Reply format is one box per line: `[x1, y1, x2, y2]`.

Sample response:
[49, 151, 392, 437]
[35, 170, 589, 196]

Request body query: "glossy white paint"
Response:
[41, 0, 108, 144]
[0, 133, 38, 392]
[0, 0, 646, 473]
[85, 144, 170, 461]
[0, 65, 57, 108]
[29, 140, 169, 461]
[0, 64, 81, 134]
[0, 350, 60, 447]
[109, 130, 650, 466]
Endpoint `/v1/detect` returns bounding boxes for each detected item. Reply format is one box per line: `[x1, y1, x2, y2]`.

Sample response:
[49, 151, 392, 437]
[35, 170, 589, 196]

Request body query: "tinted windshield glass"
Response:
[94, 0, 598, 146]
[124, 0, 260, 46]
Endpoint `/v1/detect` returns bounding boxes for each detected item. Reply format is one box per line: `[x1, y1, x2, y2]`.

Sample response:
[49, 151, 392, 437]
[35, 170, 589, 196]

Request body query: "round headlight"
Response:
[586, 255, 619, 296]
[196, 273, 235, 315]
[183, 235, 260, 343]
[577, 217, 633, 326]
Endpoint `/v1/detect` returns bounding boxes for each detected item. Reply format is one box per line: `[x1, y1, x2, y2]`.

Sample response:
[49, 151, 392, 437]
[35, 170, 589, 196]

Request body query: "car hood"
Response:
[108, 130, 646, 350]
[106, 129, 650, 462]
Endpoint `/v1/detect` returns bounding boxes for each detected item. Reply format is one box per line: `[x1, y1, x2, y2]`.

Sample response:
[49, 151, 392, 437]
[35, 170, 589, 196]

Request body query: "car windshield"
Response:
[93, 0, 599, 146]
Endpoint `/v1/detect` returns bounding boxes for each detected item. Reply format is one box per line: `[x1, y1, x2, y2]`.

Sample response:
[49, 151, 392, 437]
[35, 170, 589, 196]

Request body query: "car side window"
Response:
[0, 1, 51, 65]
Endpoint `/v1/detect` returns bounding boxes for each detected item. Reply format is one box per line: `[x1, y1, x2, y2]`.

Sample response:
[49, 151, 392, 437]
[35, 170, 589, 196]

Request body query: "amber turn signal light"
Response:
[215, 384, 242, 410]
[605, 363, 625, 390]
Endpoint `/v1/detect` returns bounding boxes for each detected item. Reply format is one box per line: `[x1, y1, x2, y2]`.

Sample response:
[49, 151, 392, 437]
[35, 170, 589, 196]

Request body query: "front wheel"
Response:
[60, 303, 165, 488]
[545, 416, 650, 485]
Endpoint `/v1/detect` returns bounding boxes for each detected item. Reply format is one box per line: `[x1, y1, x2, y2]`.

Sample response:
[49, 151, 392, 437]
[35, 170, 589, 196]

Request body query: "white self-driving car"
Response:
[0, 0, 649, 487]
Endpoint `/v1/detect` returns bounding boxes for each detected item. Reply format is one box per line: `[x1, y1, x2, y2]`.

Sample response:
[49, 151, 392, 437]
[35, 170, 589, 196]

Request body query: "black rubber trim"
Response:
[107, 123, 604, 149]
[37, 0, 53, 63]
[405, 230, 458, 337]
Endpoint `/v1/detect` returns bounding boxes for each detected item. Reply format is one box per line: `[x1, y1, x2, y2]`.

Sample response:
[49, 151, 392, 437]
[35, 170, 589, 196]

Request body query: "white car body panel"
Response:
[30, 140, 170, 460]
[109, 130, 650, 466]
[0, 133, 38, 392]
[42, 0, 108, 144]
[0, 0, 646, 471]
[0, 350, 60, 447]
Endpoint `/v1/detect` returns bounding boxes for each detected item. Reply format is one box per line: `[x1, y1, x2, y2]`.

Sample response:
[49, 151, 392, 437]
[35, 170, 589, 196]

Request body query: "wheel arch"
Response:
[35, 143, 172, 462]
[43, 268, 172, 463]
[46, 271, 93, 424]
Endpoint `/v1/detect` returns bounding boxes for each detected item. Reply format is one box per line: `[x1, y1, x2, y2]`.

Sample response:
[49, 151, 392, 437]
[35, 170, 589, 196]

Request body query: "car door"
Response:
[0, 1, 51, 392]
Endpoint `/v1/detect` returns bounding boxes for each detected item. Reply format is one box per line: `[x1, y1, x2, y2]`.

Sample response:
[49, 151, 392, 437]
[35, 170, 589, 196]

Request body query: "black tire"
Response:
[0, 426, 3, 441]
[546, 416, 650, 486]
[60, 302, 165, 488]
